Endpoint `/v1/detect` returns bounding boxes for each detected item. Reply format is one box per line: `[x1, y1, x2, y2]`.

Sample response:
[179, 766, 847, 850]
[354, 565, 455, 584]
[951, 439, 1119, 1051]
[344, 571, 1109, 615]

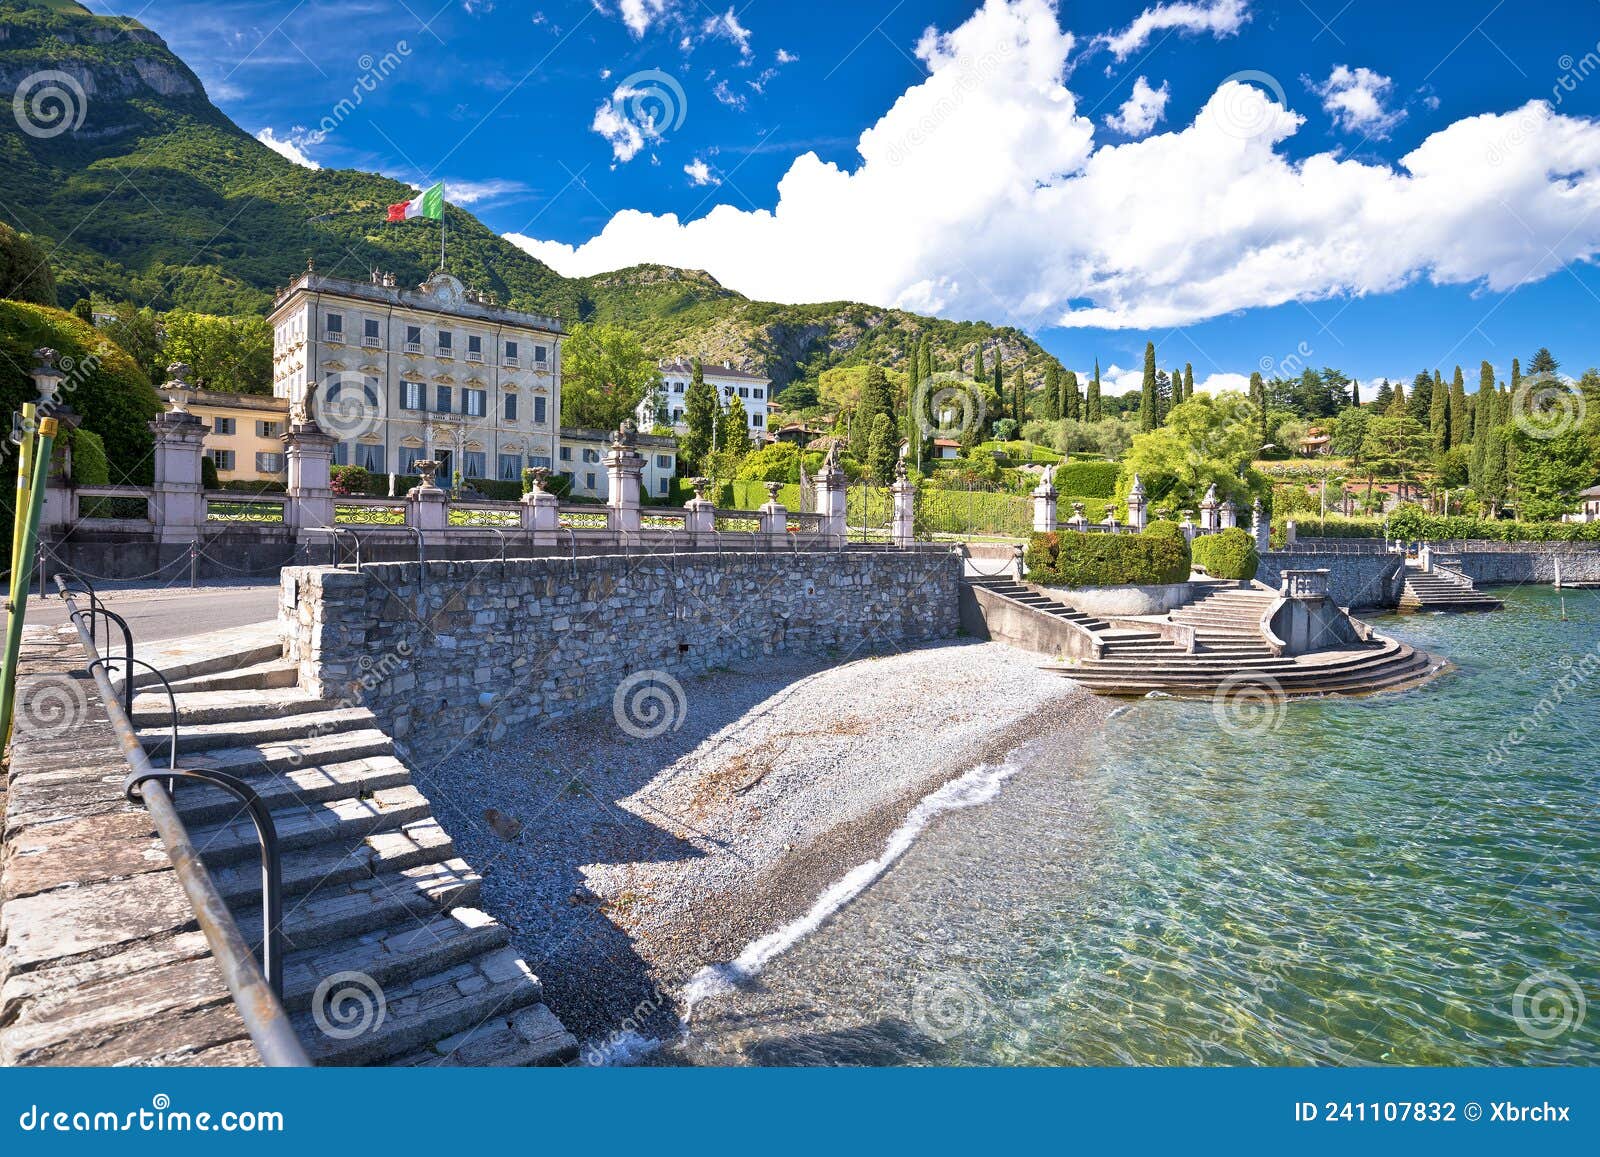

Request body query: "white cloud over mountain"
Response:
[255, 127, 319, 169]
[513, 0, 1600, 331]
[1307, 65, 1406, 139]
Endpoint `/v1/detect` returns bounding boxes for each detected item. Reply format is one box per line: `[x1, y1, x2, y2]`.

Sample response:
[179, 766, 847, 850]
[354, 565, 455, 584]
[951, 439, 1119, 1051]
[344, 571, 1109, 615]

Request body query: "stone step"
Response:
[174, 754, 412, 827]
[138, 706, 378, 755]
[1067, 654, 1436, 698]
[165, 660, 301, 694]
[179, 729, 397, 780]
[124, 638, 285, 691]
[232, 857, 482, 954]
[294, 946, 545, 1066]
[131, 688, 339, 729]
[189, 785, 434, 868]
[1064, 645, 1423, 685]
[1058, 642, 1405, 678]
[393, 1002, 577, 1067]
[208, 817, 454, 905]
[280, 906, 509, 1012]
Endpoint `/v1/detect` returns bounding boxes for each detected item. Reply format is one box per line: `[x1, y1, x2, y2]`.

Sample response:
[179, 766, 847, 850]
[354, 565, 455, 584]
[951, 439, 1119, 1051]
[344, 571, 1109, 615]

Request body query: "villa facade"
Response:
[636, 359, 771, 441]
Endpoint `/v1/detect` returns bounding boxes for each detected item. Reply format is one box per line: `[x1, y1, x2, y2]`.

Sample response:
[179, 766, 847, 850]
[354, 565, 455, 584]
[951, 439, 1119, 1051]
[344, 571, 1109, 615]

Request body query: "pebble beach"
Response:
[431, 639, 1109, 1056]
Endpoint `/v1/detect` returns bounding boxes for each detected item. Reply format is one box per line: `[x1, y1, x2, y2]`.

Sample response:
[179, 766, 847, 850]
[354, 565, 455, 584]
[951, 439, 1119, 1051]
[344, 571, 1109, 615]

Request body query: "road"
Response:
[20, 582, 282, 643]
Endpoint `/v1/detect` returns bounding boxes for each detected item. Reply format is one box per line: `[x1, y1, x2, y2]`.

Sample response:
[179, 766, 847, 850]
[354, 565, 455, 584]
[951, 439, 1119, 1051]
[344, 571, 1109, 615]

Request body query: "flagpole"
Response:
[440, 209, 445, 271]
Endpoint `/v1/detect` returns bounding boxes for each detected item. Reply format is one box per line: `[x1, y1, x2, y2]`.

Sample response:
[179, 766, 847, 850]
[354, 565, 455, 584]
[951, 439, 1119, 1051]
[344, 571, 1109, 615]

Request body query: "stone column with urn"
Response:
[1199, 483, 1220, 532]
[605, 420, 645, 538]
[1220, 496, 1238, 530]
[283, 380, 337, 539]
[520, 466, 560, 545]
[683, 477, 716, 544]
[815, 440, 849, 547]
[406, 458, 449, 533]
[1126, 474, 1148, 531]
[890, 458, 916, 547]
[149, 364, 209, 543]
[759, 480, 789, 546]
[1030, 465, 1058, 534]
[1252, 498, 1269, 553]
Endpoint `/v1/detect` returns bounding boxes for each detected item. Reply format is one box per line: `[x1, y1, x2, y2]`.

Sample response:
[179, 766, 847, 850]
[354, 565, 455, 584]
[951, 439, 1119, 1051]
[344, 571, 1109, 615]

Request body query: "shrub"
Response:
[70, 428, 110, 486]
[1192, 527, 1260, 580]
[330, 465, 371, 496]
[200, 453, 219, 490]
[1026, 521, 1191, 586]
[1053, 459, 1119, 498]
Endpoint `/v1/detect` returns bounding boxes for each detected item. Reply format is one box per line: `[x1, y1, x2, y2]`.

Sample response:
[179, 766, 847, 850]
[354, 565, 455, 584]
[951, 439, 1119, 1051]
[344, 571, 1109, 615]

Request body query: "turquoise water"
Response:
[677, 586, 1600, 1066]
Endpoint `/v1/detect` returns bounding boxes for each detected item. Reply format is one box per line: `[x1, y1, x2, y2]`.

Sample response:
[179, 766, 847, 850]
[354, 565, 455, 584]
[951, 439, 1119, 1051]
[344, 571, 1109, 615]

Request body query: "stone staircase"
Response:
[126, 646, 576, 1067]
[1399, 562, 1503, 612]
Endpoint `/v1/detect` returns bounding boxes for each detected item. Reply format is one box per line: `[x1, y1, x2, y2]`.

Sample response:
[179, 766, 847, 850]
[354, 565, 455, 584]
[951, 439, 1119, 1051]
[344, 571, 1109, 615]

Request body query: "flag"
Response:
[388, 182, 444, 222]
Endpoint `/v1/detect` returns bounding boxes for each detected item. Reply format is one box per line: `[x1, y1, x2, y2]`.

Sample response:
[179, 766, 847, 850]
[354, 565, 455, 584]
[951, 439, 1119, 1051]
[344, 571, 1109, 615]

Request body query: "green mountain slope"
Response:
[0, 0, 1059, 392]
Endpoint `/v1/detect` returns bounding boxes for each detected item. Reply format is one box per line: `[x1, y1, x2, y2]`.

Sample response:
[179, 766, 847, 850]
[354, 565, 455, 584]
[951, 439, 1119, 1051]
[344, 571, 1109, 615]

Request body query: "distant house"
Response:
[559, 427, 678, 501]
[1299, 428, 1332, 456]
[636, 359, 771, 441]
[932, 438, 961, 460]
[1566, 483, 1600, 523]
[773, 422, 826, 447]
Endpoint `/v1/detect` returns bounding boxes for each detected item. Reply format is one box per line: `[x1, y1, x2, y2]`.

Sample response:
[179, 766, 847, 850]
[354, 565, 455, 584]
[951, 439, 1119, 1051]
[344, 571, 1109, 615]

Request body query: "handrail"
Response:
[91, 655, 179, 770]
[310, 525, 360, 569]
[51, 577, 308, 1067]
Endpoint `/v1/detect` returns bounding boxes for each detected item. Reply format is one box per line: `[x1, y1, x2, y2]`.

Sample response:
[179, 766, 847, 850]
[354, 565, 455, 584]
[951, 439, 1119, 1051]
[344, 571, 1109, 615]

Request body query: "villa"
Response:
[637, 358, 771, 440]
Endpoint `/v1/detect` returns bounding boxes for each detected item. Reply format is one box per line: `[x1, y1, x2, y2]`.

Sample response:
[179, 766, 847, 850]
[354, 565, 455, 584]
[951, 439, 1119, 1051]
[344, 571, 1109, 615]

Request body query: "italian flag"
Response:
[387, 181, 444, 222]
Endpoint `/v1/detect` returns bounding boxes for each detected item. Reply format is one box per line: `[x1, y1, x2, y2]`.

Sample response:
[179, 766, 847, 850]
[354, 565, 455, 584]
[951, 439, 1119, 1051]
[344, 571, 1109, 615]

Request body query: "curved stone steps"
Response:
[1056, 641, 1440, 698]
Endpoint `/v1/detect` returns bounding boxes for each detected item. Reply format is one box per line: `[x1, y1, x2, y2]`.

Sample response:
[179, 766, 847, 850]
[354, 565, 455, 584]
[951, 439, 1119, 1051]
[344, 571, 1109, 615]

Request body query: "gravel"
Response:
[429, 639, 1108, 1049]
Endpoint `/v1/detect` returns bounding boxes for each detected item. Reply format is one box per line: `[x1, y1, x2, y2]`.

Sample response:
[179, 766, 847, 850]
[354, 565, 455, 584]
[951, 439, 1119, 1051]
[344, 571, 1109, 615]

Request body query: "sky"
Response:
[81, 0, 1600, 395]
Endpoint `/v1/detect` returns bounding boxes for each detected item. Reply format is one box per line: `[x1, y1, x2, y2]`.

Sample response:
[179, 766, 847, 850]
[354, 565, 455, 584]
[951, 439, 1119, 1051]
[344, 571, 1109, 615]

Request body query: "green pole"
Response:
[1, 415, 59, 748]
[9, 402, 37, 576]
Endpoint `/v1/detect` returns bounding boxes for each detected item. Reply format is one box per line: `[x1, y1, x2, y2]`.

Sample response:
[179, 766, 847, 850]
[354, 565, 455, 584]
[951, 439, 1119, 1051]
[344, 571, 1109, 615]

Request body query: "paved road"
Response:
[20, 583, 281, 643]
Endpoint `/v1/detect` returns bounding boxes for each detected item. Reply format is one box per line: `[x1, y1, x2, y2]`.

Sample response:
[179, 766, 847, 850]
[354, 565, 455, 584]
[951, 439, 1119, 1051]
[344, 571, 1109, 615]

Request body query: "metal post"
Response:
[189, 539, 198, 589]
[0, 415, 57, 744]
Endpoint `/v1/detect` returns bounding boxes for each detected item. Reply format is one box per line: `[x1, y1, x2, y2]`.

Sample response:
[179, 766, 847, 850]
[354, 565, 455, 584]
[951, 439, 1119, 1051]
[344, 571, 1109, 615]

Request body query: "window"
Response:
[581, 448, 600, 464]
[357, 443, 385, 472]
[671, 409, 682, 423]
[658, 477, 669, 495]
[332, 441, 349, 466]
[401, 381, 425, 411]
[559, 446, 572, 462]
[739, 387, 748, 398]
[585, 472, 596, 491]
[435, 385, 452, 413]
[363, 317, 381, 347]
[672, 381, 684, 393]
[753, 388, 763, 400]
[532, 396, 547, 424]
[466, 335, 482, 362]
[529, 454, 551, 469]
[256, 420, 281, 438]
[324, 312, 343, 340]
[751, 413, 761, 427]
[207, 449, 235, 472]
[534, 345, 547, 364]
[437, 330, 453, 355]
[504, 340, 519, 366]
[256, 452, 285, 473]
[498, 453, 521, 481]
[503, 393, 518, 421]
[464, 389, 486, 418]
[655, 454, 672, 469]
[211, 416, 235, 436]
[398, 447, 421, 474]
[463, 451, 486, 478]
[405, 325, 422, 352]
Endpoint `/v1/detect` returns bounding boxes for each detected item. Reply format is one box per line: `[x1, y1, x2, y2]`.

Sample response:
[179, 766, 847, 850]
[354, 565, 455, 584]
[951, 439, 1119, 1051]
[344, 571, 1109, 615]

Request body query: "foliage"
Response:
[161, 310, 271, 393]
[560, 322, 659, 432]
[330, 464, 372, 496]
[1116, 393, 1269, 514]
[69, 427, 109, 486]
[1026, 521, 1191, 587]
[1024, 416, 1132, 459]
[200, 453, 219, 490]
[1383, 502, 1600, 542]
[867, 412, 898, 484]
[0, 222, 57, 306]
[918, 485, 1032, 538]
[1192, 527, 1260, 580]
[1052, 459, 1119, 498]
[680, 357, 716, 473]
[734, 441, 802, 482]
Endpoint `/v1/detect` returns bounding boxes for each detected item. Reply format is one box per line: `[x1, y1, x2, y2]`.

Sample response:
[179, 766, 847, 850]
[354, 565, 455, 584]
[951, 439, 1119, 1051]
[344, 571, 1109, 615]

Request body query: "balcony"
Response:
[503, 356, 520, 368]
[531, 359, 552, 374]
[436, 347, 454, 359]
[323, 329, 345, 344]
[362, 335, 383, 349]
[466, 350, 484, 364]
[404, 340, 423, 354]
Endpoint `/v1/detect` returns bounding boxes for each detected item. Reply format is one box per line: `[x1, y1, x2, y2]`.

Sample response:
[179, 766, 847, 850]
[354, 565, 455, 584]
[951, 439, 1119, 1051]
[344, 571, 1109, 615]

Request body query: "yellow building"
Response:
[186, 389, 291, 485]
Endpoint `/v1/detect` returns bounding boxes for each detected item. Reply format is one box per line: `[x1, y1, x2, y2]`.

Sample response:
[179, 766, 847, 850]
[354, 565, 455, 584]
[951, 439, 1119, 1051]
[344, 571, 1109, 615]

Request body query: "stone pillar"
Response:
[148, 365, 209, 544]
[1102, 513, 1120, 534]
[520, 466, 559, 546]
[604, 420, 645, 539]
[815, 441, 848, 547]
[1251, 498, 1269, 553]
[1067, 501, 1089, 531]
[1285, 519, 1298, 549]
[40, 407, 81, 533]
[284, 421, 337, 535]
[406, 458, 448, 532]
[1126, 473, 1147, 531]
[1199, 483, 1219, 531]
[759, 480, 789, 546]
[890, 460, 916, 547]
[683, 476, 716, 544]
[1030, 465, 1057, 534]
[1180, 512, 1197, 542]
[1220, 497, 1238, 530]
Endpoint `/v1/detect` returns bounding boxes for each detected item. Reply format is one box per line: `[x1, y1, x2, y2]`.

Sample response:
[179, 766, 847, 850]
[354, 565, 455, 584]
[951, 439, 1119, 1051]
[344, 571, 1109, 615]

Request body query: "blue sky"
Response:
[84, 0, 1600, 393]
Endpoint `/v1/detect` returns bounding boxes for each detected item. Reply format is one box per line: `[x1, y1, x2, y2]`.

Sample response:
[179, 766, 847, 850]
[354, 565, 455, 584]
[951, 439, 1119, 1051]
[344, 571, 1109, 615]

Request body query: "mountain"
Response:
[0, 0, 1060, 395]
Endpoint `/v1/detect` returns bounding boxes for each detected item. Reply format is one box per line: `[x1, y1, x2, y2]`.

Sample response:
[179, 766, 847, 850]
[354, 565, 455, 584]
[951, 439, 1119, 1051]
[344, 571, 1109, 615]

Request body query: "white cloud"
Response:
[512, 0, 1600, 332]
[441, 178, 532, 206]
[684, 158, 719, 186]
[255, 127, 320, 169]
[702, 7, 753, 62]
[616, 0, 673, 37]
[1308, 65, 1406, 139]
[1104, 75, 1169, 137]
[711, 78, 746, 110]
[1096, 0, 1250, 62]
[776, 48, 798, 64]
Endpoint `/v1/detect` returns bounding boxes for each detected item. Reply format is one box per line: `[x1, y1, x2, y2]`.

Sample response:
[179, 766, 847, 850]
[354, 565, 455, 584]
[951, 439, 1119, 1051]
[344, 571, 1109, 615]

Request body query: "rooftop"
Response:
[657, 358, 769, 383]
[271, 269, 564, 333]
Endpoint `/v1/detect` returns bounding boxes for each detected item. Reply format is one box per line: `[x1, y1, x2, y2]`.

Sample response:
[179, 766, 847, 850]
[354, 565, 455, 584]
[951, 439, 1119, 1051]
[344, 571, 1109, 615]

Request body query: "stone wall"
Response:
[1442, 544, 1600, 586]
[1260, 551, 1406, 609]
[1263, 544, 1600, 608]
[280, 550, 962, 762]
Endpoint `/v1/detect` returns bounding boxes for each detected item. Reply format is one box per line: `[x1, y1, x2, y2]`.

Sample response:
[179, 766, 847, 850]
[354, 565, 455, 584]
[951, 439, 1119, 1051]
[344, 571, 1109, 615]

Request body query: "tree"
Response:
[1249, 371, 1269, 451]
[1013, 366, 1026, 425]
[0, 223, 57, 307]
[1116, 392, 1269, 514]
[1408, 371, 1434, 426]
[722, 392, 752, 457]
[1512, 425, 1592, 520]
[1373, 379, 1393, 410]
[680, 356, 717, 473]
[1448, 365, 1467, 449]
[1476, 361, 1495, 433]
[1350, 377, 1360, 408]
[1041, 361, 1060, 422]
[1361, 412, 1431, 505]
[561, 322, 661, 432]
[1388, 381, 1408, 416]
[1086, 360, 1102, 422]
[161, 311, 272, 394]
[991, 359, 1005, 425]
[1527, 347, 1560, 379]
[1183, 363, 1195, 405]
[100, 301, 165, 383]
[972, 344, 986, 385]
[853, 364, 895, 458]
[1139, 342, 1158, 432]
[1481, 424, 1509, 516]
[1429, 371, 1450, 458]
[1063, 367, 1080, 421]
[867, 413, 898, 483]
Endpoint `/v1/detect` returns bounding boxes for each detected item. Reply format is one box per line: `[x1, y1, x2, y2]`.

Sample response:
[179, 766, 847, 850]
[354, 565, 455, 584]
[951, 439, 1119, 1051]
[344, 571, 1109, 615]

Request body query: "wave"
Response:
[682, 755, 1026, 1017]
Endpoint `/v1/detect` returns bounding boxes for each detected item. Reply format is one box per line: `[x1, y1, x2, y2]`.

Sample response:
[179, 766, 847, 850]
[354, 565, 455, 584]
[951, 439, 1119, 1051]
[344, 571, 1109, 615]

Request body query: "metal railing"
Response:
[50, 576, 308, 1066]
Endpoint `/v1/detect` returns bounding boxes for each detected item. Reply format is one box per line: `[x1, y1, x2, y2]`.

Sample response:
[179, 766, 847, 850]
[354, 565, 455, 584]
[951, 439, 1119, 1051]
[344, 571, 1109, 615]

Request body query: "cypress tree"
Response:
[1041, 362, 1060, 422]
[1140, 342, 1158, 432]
[973, 345, 986, 384]
[1064, 368, 1081, 421]
[1013, 366, 1026, 426]
[1482, 424, 1508, 516]
[1250, 370, 1268, 449]
[991, 359, 1005, 426]
[1429, 374, 1449, 457]
[1511, 357, 1522, 394]
[1388, 381, 1408, 417]
[722, 393, 752, 456]
[1184, 363, 1195, 405]
[1350, 377, 1360, 408]
[1408, 371, 1434, 425]
[680, 356, 717, 473]
[922, 341, 934, 382]
[1476, 361, 1495, 441]
[1087, 360, 1102, 422]
[1449, 366, 1467, 449]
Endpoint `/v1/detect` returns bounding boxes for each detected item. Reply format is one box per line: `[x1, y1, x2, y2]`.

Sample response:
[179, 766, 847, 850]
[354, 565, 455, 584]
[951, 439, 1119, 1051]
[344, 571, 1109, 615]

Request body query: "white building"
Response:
[637, 359, 770, 441]
[269, 268, 561, 485]
[560, 428, 678, 502]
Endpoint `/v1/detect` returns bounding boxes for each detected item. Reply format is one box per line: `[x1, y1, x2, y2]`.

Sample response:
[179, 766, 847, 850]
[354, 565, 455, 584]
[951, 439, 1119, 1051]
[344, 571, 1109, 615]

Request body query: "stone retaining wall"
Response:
[1259, 551, 1405, 609]
[1443, 544, 1600, 586]
[281, 550, 962, 763]
[1263, 544, 1600, 607]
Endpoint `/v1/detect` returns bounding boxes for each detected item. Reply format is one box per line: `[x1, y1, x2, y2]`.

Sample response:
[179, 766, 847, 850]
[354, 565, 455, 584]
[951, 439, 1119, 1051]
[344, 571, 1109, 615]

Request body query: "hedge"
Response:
[1192, 527, 1260, 580]
[1026, 520, 1191, 586]
[1271, 515, 1385, 539]
[1053, 460, 1119, 498]
[70, 427, 109, 486]
[1386, 504, 1600, 543]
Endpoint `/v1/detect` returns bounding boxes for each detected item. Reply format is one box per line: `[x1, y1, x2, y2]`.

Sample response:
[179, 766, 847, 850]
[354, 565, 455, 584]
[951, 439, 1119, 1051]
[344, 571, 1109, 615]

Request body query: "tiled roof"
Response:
[657, 359, 769, 383]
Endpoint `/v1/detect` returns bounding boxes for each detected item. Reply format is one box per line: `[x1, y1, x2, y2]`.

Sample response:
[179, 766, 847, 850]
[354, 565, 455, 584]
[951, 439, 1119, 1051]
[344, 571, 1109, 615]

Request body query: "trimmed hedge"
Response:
[1192, 527, 1260, 580]
[1271, 515, 1385, 539]
[1027, 520, 1191, 586]
[1385, 503, 1600, 543]
[70, 427, 109, 486]
[1053, 460, 1119, 498]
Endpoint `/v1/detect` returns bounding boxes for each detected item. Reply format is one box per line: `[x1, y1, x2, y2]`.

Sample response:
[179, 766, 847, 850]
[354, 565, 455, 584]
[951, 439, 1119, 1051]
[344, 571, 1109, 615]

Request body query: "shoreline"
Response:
[440, 640, 1110, 1055]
